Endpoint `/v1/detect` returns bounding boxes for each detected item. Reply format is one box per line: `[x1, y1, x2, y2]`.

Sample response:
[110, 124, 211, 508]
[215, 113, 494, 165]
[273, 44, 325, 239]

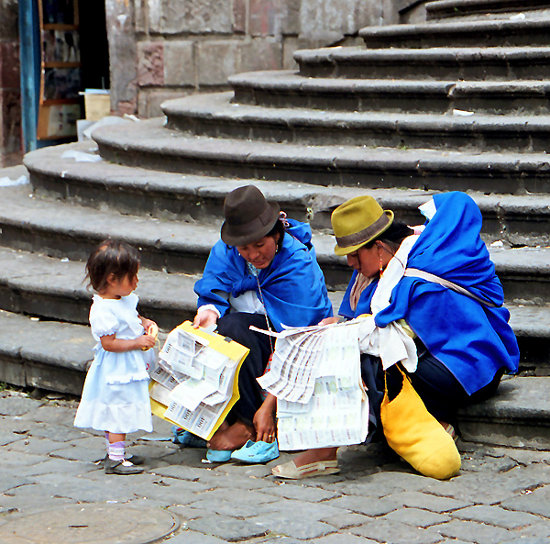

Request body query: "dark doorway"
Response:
[78, 0, 110, 91]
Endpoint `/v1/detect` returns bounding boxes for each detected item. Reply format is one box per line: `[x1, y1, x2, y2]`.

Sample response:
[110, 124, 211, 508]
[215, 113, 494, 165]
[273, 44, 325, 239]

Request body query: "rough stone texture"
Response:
[241, 37, 283, 72]
[125, 0, 390, 116]
[137, 41, 165, 87]
[1, 390, 550, 542]
[249, 0, 297, 37]
[299, 0, 384, 42]
[0, 1, 21, 167]
[148, 0, 234, 34]
[105, 0, 137, 114]
[164, 41, 196, 87]
[138, 89, 189, 118]
[197, 41, 242, 86]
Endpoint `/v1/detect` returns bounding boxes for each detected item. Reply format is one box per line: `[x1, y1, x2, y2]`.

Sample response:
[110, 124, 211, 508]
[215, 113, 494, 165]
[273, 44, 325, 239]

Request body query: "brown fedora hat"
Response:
[221, 185, 280, 246]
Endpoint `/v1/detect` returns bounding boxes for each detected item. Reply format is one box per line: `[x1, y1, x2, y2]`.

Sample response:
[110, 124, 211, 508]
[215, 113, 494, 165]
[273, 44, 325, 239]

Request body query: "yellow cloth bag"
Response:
[380, 366, 461, 480]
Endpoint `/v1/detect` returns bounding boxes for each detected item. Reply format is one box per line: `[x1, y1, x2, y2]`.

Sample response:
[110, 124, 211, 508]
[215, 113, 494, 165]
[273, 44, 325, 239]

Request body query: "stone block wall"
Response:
[106, 0, 399, 118]
[0, 0, 22, 167]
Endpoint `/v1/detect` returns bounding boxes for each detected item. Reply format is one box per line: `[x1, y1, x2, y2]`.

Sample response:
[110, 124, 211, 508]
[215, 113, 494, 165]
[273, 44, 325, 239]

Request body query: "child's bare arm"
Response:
[100, 333, 155, 352]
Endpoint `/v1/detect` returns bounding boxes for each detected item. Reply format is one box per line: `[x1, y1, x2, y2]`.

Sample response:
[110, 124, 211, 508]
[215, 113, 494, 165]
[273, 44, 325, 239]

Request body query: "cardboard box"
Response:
[80, 89, 110, 121]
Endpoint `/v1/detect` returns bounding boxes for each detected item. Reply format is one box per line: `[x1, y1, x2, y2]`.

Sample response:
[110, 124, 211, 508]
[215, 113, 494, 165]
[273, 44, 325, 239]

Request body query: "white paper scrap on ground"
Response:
[0, 175, 28, 187]
[61, 149, 102, 162]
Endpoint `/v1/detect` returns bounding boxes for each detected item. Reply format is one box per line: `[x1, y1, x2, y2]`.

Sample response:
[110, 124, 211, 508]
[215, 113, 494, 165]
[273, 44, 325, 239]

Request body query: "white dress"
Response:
[74, 293, 154, 434]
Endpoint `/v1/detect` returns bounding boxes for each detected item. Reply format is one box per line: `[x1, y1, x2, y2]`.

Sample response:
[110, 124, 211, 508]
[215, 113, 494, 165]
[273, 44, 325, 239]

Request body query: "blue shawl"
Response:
[194, 219, 333, 332]
[340, 192, 519, 395]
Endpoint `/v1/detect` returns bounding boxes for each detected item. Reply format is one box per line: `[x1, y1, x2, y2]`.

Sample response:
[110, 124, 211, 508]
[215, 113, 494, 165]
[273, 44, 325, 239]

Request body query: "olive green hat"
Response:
[331, 196, 394, 256]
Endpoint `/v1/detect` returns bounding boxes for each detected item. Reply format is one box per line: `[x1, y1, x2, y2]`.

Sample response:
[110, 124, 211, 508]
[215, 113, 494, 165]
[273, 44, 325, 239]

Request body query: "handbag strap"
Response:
[404, 268, 499, 308]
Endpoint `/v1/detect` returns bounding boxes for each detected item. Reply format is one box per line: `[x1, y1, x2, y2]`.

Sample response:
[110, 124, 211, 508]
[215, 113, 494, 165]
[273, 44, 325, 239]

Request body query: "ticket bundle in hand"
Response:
[149, 321, 249, 440]
[255, 321, 369, 451]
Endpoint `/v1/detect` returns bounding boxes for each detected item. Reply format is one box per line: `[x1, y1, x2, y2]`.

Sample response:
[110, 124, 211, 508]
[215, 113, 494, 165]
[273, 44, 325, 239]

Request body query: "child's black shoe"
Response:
[104, 458, 143, 475]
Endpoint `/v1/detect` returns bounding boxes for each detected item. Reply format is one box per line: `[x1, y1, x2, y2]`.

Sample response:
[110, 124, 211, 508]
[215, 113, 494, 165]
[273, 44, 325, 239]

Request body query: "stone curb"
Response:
[359, 13, 550, 47]
[295, 45, 550, 80]
[1, 182, 549, 298]
[24, 141, 550, 246]
[426, 0, 550, 21]
[229, 70, 550, 114]
[92, 118, 550, 194]
[163, 91, 550, 152]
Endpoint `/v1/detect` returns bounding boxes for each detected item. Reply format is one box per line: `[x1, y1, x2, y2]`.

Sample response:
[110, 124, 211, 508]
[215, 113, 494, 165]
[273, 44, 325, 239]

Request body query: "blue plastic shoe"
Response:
[231, 440, 280, 464]
[171, 427, 207, 448]
[206, 449, 233, 463]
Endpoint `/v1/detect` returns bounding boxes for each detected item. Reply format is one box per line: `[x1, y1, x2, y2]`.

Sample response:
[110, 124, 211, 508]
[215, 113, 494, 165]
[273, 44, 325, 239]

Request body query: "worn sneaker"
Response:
[104, 458, 144, 475]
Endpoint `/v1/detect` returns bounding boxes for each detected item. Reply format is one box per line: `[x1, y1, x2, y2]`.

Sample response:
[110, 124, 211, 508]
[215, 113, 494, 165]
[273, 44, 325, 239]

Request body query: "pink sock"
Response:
[108, 441, 125, 461]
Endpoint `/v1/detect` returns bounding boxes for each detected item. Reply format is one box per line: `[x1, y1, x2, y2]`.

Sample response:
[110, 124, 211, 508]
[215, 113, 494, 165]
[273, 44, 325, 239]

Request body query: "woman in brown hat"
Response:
[192, 185, 333, 460]
[272, 191, 519, 479]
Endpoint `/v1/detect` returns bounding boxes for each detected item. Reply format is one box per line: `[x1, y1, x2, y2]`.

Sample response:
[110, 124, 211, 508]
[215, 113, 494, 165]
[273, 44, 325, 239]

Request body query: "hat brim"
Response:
[221, 202, 280, 246]
[334, 210, 394, 256]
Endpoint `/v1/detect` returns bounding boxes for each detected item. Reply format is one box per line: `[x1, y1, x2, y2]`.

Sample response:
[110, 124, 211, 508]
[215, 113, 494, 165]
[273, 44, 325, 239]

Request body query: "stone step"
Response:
[0, 246, 198, 331]
[25, 142, 550, 248]
[360, 16, 550, 49]
[458, 375, 550, 448]
[0, 183, 548, 303]
[509, 305, 550, 371]
[295, 45, 550, 81]
[163, 91, 550, 153]
[426, 0, 550, 20]
[0, 309, 91, 395]
[230, 71, 550, 115]
[92, 118, 550, 195]
[1, 303, 547, 448]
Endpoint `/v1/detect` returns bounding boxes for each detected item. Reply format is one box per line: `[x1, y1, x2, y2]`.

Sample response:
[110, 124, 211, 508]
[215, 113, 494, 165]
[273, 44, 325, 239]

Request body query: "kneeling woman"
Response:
[273, 191, 520, 479]
[193, 185, 333, 455]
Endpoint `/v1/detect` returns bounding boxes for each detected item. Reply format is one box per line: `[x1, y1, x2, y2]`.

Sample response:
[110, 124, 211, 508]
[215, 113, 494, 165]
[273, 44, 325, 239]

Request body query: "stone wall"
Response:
[0, 0, 22, 167]
[106, 0, 400, 118]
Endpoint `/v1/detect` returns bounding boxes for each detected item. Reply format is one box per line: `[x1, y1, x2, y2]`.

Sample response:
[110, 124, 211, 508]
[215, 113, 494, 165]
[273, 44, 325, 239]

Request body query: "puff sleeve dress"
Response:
[74, 293, 154, 434]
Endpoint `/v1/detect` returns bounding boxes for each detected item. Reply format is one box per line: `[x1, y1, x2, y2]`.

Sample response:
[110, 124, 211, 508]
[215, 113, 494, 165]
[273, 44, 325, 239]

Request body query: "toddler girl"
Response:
[74, 239, 158, 475]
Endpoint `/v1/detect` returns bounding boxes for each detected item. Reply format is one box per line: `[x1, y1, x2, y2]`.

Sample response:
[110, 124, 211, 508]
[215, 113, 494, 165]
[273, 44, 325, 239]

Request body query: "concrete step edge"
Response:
[358, 15, 550, 40]
[90, 117, 550, 174]
[229, 71, 550, 98]
[459, 376, 550, 448]
[295, 45, 550, 63]
[23, 143, 550, 249]
[91, 121, 550, 194]
[1, 182, 550, 275]
[0, 246, 199, 330]
[163, 91, 550, 130]
[0, 306, 548, 445]
[426, 0, 550, 19]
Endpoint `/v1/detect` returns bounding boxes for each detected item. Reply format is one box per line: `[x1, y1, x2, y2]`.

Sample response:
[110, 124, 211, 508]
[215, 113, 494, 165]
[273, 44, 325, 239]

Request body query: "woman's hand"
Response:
[253, 394, 277, 443]
[193, 309, 218, 329]
[318, 316, 340, 326]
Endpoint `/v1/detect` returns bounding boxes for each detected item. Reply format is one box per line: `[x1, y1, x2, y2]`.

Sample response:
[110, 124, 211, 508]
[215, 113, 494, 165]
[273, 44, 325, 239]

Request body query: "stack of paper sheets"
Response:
[149, 321, 249, 440]
[256, 321, 370, 451]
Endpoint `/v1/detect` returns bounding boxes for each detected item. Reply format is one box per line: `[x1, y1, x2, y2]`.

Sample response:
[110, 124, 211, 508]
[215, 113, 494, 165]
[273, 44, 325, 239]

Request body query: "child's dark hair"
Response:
[85, 239, 140, 292]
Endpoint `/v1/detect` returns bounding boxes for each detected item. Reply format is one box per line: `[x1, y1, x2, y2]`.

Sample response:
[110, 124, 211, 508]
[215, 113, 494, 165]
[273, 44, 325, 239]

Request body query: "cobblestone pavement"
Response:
[1, 389, 550, 544]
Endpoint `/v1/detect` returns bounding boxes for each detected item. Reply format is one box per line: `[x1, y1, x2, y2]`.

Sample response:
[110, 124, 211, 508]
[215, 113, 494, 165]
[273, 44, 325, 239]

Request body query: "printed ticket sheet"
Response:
[255, 315, 419, 450]
[255, 321, 370, 450]
[149, 321, 249, 440]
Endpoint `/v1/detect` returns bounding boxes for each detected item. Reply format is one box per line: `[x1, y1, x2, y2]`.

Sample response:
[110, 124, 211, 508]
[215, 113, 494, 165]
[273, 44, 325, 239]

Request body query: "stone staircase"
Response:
[1, 1, 550, 447]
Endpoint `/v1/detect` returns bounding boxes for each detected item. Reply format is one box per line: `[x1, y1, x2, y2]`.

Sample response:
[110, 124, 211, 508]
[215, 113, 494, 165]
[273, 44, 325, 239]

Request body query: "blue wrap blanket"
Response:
[339, 192, 519, 395]
[194, 219, 333, 332]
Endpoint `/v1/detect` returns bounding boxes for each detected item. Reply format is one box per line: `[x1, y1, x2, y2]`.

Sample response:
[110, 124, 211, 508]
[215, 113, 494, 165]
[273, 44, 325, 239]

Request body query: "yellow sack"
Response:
[380, 366, 461, 480]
